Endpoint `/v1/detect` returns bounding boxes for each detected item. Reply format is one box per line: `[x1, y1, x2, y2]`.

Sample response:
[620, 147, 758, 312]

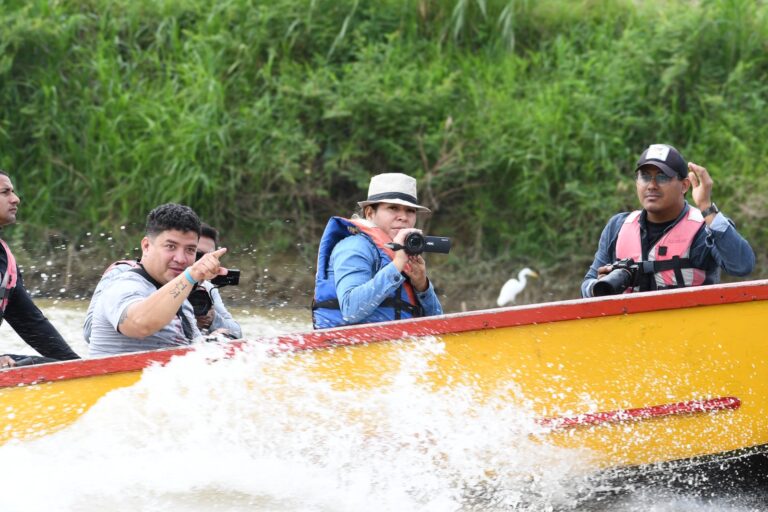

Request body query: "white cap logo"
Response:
[646, 144, 670, 161]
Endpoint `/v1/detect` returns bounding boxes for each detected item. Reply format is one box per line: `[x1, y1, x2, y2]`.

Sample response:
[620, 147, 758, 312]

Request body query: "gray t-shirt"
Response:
[83, 262, 135, 343]
[88, 271, 200, 358]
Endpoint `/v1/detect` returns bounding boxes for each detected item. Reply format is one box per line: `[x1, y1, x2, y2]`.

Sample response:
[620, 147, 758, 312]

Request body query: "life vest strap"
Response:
[638, 257, 694, 289]
[312, 295, 424, 318]
[639, 257, 693, 274]
[0, 270, 11, 326]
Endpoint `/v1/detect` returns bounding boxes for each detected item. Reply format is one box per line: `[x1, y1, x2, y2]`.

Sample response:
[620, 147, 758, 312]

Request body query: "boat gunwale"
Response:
[2, 278, 768, 389]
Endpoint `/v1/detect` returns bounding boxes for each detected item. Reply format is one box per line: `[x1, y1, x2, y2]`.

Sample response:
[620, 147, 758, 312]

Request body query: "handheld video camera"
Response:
[386, 233, 452, 256]
[592, 258, 639, 297]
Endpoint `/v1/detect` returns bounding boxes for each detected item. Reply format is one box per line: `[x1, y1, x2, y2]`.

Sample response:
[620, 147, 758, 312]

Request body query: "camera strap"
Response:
[0, 270, 11, 327]
[129, 266, 196, 341]
[641, 257, 693, 289]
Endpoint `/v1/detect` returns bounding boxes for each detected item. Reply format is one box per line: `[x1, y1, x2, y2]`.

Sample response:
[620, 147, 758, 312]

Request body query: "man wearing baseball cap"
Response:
[581, 144, 754, 297]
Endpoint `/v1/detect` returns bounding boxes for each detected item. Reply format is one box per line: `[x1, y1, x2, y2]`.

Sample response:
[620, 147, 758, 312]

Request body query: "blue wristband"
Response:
[183, 268, 197, 285]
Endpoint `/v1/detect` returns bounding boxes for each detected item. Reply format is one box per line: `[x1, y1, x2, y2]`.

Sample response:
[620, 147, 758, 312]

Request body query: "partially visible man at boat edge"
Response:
[581, 144, 754, 298]
[86, 203, 228, 357]
[190, 223, 242, 338]
[312, 172, 442, 329]
[0, 170, 80, 369]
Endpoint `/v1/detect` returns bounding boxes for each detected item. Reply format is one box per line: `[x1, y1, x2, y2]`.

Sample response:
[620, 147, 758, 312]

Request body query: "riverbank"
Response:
[12, 240, 593, 315]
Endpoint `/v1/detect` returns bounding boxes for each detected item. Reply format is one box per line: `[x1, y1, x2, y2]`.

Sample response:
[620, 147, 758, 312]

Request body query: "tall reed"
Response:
[0, 0, 766, 284]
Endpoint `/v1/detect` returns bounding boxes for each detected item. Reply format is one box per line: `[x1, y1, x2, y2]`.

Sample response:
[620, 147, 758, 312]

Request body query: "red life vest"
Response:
[0, 238, 19, 316]
[616, 208, 706, 291]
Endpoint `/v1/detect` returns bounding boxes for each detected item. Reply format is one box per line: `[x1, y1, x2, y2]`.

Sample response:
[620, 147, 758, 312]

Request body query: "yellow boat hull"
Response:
[3, 280, 768, 471]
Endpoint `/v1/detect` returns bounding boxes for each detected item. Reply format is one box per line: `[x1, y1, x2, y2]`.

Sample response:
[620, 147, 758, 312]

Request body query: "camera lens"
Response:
[188, 288, 213, 316]
[593, 268, 633, 296]
[403, 233, 425, 255]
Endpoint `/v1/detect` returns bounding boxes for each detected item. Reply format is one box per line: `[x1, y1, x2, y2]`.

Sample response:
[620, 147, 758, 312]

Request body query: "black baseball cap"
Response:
[634, 144, 688, 179]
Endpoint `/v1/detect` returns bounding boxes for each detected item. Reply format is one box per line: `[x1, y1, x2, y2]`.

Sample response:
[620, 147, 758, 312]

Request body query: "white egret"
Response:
[496, 268, 539, 307]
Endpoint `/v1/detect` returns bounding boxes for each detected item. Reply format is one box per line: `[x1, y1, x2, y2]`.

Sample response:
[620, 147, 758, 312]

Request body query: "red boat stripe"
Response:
[3, 279, 768, 388]
[538, 396, 741, 430]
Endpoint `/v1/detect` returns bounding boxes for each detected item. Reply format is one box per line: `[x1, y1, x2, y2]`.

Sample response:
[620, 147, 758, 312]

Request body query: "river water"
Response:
[0, 301, 766, 511]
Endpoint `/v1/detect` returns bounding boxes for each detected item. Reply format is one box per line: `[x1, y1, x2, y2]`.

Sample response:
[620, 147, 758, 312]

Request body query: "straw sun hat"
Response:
[357, 173, 431, 213]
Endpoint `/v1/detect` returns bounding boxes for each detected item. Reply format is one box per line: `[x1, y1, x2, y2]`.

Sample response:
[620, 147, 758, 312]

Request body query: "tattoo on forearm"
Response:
[118, 308, 128, 326]
[170, 280, 189, 299]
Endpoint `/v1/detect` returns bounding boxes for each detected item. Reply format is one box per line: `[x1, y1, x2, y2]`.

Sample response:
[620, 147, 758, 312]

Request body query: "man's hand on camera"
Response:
[196, 308, 215, 331]
[596, 264, 613, 279]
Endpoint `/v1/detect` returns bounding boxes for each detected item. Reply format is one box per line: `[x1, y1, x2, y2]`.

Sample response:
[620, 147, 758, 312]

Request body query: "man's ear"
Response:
[140, 236, 150, 256]
[681, 177, 692, 195]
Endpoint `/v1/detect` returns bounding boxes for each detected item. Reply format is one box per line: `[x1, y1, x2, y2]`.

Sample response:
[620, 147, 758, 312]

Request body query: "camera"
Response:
[211, 269, 240, 287]
[398, 233, 452, 256]
[195, 250, 240, 287]
[188, 270, 240, 317]
[592, 258, 639, 297]
[188, 287, 214, 317]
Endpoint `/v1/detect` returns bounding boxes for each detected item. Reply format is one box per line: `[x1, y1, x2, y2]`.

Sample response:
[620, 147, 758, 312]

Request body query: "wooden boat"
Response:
[2, 279, 768, 474]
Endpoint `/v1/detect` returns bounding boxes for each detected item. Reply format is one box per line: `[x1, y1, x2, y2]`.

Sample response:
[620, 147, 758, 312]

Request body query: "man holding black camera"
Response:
[88, 203, 229, 357]
[312, 173, 444, 329]
[189, 223, 241, 338]
[582, 144, 754, 298]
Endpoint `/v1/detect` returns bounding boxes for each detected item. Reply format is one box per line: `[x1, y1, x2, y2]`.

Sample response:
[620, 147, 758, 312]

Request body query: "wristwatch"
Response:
[701, 202, 719, 218]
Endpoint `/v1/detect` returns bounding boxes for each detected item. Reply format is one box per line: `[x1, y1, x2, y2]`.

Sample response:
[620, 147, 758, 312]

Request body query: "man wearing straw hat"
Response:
[312, 173, 443, 329]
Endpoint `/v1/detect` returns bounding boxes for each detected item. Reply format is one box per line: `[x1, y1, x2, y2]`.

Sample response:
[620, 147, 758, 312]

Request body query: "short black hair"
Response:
[0, 170, 8, 178]
[200, 223, 219, 244]
[145, 203, 201, 238]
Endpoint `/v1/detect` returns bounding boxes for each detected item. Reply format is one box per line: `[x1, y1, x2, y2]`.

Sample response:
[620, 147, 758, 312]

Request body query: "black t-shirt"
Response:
[0, 240, 80, 360]
[637, 216, 680, 292]
[645, 219, 676, 250]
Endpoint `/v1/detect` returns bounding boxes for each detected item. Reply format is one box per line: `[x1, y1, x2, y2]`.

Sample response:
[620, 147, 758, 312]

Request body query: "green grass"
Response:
[1, 0, 768, 291]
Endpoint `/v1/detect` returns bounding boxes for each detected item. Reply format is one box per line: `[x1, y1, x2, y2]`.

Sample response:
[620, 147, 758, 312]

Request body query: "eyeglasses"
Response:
[636, 172, 677, 185]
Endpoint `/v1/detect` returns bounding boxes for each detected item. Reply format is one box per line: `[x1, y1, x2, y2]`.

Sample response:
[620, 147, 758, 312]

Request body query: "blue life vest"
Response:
[312, 217, 423, 329]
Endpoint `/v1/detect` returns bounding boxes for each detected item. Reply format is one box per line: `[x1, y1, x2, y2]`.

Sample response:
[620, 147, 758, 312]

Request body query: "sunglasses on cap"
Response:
[635, 171, 678, 185]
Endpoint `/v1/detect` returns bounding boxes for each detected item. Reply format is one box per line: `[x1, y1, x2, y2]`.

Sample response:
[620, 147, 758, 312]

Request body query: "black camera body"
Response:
[211, 269, 240, 287]
[592, 258, 639, 297]
[189, 287, 214, 317]
[195, 249, 240, 287]
[189, 270, 241, 317]
[402, 233, 452, 256]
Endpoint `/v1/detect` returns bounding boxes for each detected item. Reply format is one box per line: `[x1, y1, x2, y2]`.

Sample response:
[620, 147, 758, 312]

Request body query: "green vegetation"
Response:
[1, 0, 767, 305]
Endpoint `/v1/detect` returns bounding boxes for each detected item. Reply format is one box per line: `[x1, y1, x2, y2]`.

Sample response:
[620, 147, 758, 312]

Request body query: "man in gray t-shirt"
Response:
[83, 260, 136, 344]
[89, 271, 200, 357]
[87, 203, 229, 358]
